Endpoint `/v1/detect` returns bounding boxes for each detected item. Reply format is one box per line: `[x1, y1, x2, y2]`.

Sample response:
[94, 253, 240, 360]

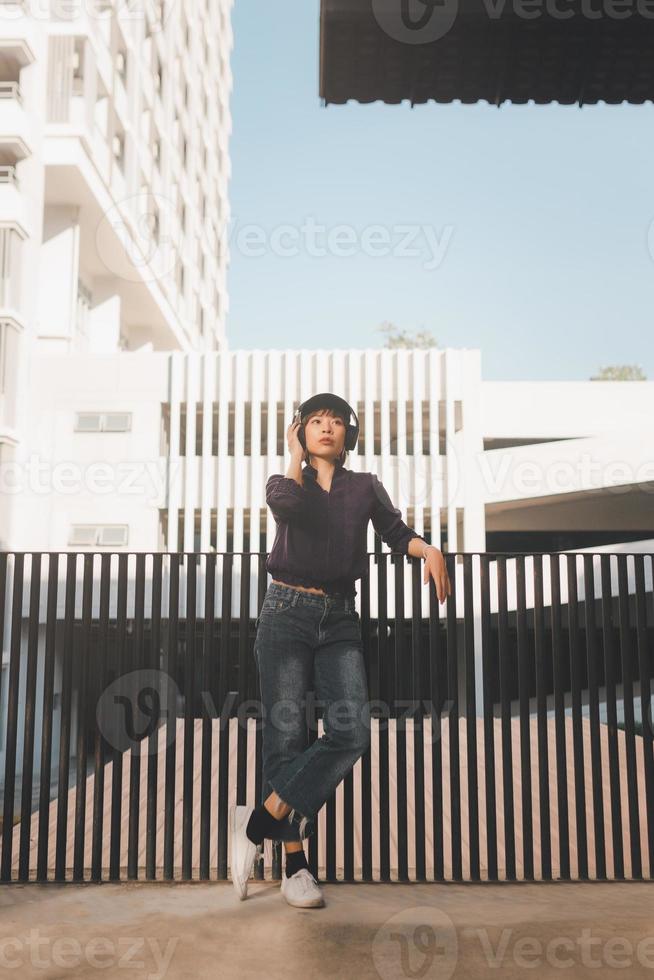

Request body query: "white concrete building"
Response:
[12, 347, 485, 560]
[7, 347, 653, 563]
[0, 0, 234, 549]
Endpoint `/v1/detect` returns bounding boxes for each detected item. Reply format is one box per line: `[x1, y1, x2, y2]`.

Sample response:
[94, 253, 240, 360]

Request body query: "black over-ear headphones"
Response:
[292, 393, 360, 452]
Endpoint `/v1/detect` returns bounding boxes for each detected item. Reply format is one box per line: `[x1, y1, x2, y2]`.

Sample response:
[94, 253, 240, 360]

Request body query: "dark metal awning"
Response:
[320, 0, 654, 106]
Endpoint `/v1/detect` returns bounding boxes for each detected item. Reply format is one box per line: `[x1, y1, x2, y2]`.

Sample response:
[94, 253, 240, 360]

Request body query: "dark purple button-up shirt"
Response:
[264, 459, 422, 599]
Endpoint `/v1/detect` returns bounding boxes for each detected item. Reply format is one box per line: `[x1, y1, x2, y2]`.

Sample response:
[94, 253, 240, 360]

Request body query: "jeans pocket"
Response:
[258, 596, 293, 623]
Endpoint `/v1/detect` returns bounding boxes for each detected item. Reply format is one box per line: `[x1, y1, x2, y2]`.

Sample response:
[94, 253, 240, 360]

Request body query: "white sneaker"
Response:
[280, 867, 325, 908]
[229, 804, 261, 900]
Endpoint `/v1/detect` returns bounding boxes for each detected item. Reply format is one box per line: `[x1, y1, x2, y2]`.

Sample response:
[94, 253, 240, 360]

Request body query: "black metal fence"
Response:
[0, 550, 652, 883]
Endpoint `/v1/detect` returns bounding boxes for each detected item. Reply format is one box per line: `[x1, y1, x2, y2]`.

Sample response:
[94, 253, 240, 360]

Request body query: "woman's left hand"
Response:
[423, 546, 452, 604]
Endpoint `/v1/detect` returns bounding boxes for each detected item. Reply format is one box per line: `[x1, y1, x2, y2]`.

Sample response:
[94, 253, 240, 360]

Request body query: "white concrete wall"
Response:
[481, 380, 654, 439]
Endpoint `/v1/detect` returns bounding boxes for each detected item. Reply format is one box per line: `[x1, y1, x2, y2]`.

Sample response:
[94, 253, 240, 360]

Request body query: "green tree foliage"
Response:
[590, 365, 646, 381]
[376, 321, 438, 349]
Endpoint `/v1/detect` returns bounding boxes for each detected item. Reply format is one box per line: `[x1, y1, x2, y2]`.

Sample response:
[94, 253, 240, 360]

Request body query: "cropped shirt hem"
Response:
[267, 571, 356, 599]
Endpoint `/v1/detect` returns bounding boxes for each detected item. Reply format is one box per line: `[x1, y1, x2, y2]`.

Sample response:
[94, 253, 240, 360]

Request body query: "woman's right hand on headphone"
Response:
[287, 419, 304, 461]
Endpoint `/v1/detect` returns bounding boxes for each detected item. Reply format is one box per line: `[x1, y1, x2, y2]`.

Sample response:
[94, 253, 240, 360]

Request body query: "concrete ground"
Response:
[0, 879, 653, 979]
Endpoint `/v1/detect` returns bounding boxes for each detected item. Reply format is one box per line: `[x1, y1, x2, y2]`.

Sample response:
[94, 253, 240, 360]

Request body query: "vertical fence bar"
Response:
[600, 553, 624, 880]
[550, 554, 570, 881]
[411, 557, 426, 882]
[216, 553, 232, 881]
[377, 553, 390, 881]
[0, 551, 6, 712]
[394, 554, 408, 881]
[0, 553, 7, 863]
[18, 554, 41, 881]
[91, 552, 111, 882]
[37, 553, 59, 882]
[446, 552, 461, 881]
[146, 553, 163, 880]
[429, 556, 445, 882]
[516, 555, 533, 881]
[54, 553, 77, 882]
[583, 554, 606, 879]
[127, 552, 146, 880]
[252, 553, 267, 883]
[73, 553, 93, 881]
[533, 553, 551, 880]
[2, 553, 24, 881]
[635, 553, 654, 875]
[200, 552, 216, 880]
[360, 558, 373, 882]
[235, 552, 249, 815]
[497, 556, 516, 881]
[480, 554, 497, 881]
[164, 553, 180, 880]
[182, 553, 197, 880]
[109, 553, 128, 881]
[567, 553, 588, 880]
[617, 554, 641, 879]
[463, 554, 479, 881]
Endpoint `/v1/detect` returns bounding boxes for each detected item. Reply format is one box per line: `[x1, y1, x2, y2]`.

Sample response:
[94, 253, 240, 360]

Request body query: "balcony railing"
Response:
[0, 549, 652, 883]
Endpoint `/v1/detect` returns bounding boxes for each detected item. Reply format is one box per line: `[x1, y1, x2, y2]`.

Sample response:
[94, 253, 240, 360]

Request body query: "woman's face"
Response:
[303, 409, 346, 464]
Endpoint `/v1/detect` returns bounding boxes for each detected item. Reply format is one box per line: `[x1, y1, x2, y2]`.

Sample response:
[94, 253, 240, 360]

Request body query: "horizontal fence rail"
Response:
[0, 550, 652, 884]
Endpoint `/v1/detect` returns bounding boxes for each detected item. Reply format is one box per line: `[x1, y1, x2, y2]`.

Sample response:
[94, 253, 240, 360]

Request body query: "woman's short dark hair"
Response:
[301, 406, 349, 466]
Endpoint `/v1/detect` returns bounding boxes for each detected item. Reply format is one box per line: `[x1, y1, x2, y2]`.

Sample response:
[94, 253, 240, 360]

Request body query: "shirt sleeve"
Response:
[369, 474, 421, 554]
[265, 474, 308, 521]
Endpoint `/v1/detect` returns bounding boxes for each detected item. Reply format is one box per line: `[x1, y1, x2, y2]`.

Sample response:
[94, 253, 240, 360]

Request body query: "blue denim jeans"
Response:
[253, 581, 370, 842]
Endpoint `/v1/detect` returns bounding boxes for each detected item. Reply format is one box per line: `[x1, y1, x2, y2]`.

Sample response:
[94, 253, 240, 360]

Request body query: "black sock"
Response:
[285, 849, 309, 877]
[246, 804, 289, 845]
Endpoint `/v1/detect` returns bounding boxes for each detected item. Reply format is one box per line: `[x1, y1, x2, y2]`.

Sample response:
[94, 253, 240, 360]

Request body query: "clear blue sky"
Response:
[226, 0, 654, 381]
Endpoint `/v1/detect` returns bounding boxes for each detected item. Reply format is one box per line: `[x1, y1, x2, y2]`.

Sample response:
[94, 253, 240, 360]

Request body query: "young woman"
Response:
[230, 393, 451, 907]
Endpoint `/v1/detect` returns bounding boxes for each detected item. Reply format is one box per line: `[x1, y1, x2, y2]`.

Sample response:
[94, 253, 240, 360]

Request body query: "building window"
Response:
[68, 524, 129, 547]
[74, 411, 132, 432]
[116, 48, 127, 85]
[0, 318, 20, 428]
[76, 279, 92, 345]
[0, 319, 20, 397]
[111, 125, 125, 172]
[154, 54, 163, 93]
[72, 38, 85, 95]
[0, 225, 24, 311]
